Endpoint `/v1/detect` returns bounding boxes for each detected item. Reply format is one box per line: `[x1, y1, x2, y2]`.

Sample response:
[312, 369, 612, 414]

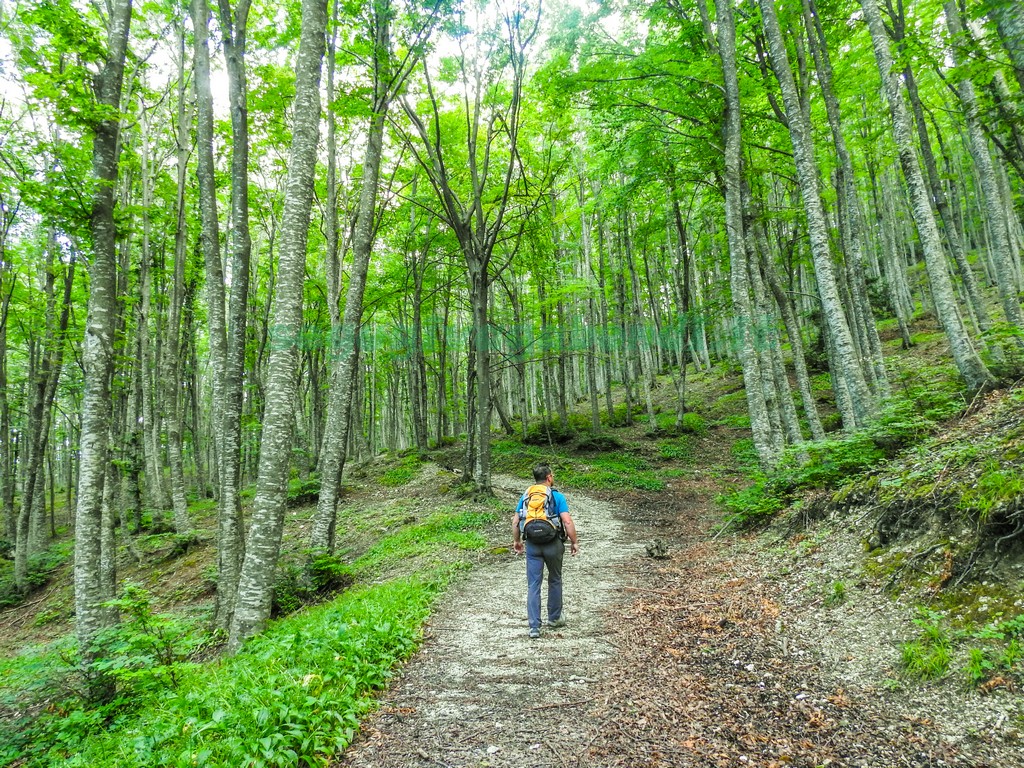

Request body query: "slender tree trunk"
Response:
[468, 256, 492, 489]
[15, 253, 74, 586]
[803, 0, 889, 397]
[164, 22, 193, 535]
[861, 0, 995, 391]
[988, 0, 1024, 93]
[596, 215, 614, 422]
[670, 191, 693, 424]
[624, 223, 658, 430]
[946, 2, 1024, 331]
[765, 255, 825, 439]
[716, 0, 779, 468]
[215, 0, 253, 625]
[0, 212, 13, 544]
[75, 0, 132, 699]
[411, 240, 430, 450]
[191, 0, 240, 627]
[898, 42, 992, 333]
[759, 0, 873, 428]
[0, 316, 12, 545]
[310, 2, 392, 551]
[137, 124, 170, 518]
[228, 0, 327, 650]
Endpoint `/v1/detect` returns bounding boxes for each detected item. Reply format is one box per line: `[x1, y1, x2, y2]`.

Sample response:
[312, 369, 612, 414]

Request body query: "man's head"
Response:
[533, 464, 553, 484]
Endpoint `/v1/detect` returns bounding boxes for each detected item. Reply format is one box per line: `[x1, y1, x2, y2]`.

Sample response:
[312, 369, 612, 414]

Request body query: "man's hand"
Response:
[513, 540, 525, 555]
[570, 540, 579, 556]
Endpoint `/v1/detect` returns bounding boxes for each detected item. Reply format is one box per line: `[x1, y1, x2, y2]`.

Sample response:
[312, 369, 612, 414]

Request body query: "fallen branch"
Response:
[530, 697, 593, 711]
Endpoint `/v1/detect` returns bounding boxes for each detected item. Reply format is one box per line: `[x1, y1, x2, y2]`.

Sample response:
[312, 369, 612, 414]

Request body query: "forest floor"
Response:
[333, 426, 1022, 768]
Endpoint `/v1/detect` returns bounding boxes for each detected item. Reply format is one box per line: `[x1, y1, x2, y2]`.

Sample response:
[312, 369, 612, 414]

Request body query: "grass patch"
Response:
[351, 509, 495, 578]
[379, 454, 423, 487]
[558, 452, 665, 492]
[896, 608, 1024, 689]
[900, 608, 952, 680]
[490, 439, 550, 478]
[491, 440, 665, 492]
[657, 436, 695, 462]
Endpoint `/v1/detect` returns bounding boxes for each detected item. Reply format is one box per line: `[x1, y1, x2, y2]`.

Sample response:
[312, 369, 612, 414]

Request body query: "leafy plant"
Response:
[92, 584, 210, 692]
[718, 481, 785, 529]
[900, 608, 952, 681]
[824, 581, 847, 607]
[980, 322, 1024, 380]
[20, 578, 447, 768]
[272, 552, 354, 617]
[680, 412, 706, 435]
[964, 647, 995, 687]
[287, 475, 321, 506]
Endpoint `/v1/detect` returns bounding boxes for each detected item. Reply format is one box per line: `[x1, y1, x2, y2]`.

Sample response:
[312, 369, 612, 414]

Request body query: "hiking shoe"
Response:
[529, 627, 541, 639]
[547, 618, 567, 629]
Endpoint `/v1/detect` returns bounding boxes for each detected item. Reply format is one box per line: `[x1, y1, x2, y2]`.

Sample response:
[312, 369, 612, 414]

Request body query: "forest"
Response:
[1, 0, 1023, 763]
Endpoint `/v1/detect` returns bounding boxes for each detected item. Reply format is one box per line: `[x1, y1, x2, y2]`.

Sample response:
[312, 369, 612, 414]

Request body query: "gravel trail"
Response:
[336, 474, 635, 768]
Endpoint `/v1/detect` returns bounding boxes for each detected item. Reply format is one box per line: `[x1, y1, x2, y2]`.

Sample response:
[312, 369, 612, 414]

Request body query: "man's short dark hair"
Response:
[533, 464, 552, 483]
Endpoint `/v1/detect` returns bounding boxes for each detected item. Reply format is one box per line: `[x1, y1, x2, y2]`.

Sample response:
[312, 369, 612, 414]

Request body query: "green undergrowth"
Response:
[0, 577, 444, 768]
[899, 607, 1024, 689]
[272, 552, 355, 617]
[0, 539, 73, 609]
[490, 438, 668, 491]
[719, 365, 968, 529]
[832, 384, 1024, 556]
[0, 500, 497, 768]
[350, 508, 496, 578]
[378, 453, 424, 486]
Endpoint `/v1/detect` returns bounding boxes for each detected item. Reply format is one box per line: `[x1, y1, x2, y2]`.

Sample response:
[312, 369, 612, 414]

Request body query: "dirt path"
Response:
[336, 473, 636, 768]
[336, 461, 1017, 768]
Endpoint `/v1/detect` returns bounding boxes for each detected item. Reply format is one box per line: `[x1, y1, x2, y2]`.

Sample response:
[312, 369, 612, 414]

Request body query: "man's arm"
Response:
[512, 511, 524, 554]
[560, 512, 579, 556]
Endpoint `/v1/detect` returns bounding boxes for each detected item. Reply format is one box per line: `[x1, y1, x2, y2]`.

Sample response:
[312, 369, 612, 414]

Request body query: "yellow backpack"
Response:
[518, 484, 562, 544]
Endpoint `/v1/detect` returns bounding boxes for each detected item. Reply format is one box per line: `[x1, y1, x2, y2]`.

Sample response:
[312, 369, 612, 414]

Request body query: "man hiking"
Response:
[512, 464, 579, 639]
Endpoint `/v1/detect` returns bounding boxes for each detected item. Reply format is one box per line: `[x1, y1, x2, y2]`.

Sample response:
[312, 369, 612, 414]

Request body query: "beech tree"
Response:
[72, 0, 134, 696]
[861, 0, 995, 392]
[228, 0, 328, 650]
[397, 0, 540, 494]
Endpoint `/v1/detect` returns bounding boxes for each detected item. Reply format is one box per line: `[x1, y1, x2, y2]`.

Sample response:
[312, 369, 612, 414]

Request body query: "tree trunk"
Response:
[15, 252, 74, 587]
[946, 1, 1024, 331]
[988, 0, 1024, 93]
[860, 0, 995, 391]
[137, 120, 170, 519]
[759, 0, 873, 428]
[310, 1, 392, 551]
[716, 0, 779, 468]
[75, 0, 133, 700]
[164, 21, 193, 536]
[228, 0, 327, 650]
[215, 0, 253, 626]
[803, 0, 889, 397]
[190, 0, 241, 627]
[894, 27, 993, 334]
[411, 238, 430, 450]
